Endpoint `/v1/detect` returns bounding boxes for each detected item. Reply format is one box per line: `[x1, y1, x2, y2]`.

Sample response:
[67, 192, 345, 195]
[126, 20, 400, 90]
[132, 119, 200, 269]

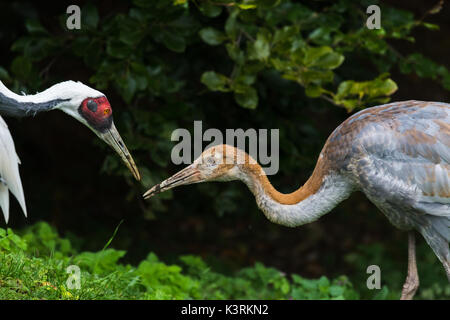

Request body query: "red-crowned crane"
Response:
[0, 80, 140, 223]
[143, 100, 450, 300]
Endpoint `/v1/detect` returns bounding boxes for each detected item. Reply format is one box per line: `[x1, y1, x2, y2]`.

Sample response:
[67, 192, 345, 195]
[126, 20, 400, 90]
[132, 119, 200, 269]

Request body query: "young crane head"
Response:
[143, 144, 260, 199]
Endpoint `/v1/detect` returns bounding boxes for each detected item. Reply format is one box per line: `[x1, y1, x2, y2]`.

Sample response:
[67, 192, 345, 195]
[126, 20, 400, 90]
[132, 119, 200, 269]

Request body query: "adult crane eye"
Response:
[87, 99, 98, 112]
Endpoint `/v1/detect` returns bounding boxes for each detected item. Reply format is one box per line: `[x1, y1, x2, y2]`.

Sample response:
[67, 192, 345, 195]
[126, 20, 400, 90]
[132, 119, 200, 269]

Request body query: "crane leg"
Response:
[400, 232, 419, 300]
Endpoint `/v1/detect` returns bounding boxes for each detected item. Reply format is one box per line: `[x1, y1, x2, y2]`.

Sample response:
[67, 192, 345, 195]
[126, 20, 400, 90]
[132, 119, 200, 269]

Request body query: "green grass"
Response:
[1, 222, 448, 300]
[0, 222, 361, 300]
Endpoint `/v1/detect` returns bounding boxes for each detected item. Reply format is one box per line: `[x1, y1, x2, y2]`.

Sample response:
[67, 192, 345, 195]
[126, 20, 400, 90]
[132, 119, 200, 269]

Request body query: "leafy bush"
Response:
[0, 222, 359, 300]
[2, 0, 447, 207]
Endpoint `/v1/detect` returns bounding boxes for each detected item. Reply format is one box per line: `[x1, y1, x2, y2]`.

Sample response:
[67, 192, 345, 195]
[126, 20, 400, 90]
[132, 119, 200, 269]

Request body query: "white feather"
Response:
[0, 80, 102, 104]
[0, 116, 27, 223]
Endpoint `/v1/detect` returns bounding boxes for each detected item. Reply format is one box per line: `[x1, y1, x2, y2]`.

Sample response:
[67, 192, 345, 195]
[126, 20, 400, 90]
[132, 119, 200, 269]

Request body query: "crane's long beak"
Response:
[143, 164, 201, 199]
[100, 122, 141, 181]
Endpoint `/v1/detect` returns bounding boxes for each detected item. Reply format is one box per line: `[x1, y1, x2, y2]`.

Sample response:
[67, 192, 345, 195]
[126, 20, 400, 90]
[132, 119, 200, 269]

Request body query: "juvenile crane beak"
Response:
[99, 122, 141, 181]
[143, 164, 201, 199]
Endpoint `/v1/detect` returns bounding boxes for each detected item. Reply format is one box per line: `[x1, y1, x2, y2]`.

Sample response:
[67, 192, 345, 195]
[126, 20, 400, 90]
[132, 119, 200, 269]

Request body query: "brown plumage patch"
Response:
[403, 129, 437, 145]
[227, 145, 328, 205]
[255, 157, 327, 205]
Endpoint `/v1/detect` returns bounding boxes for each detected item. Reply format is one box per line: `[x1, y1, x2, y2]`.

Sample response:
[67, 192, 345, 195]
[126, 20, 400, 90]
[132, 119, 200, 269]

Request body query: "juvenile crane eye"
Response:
[87, 99, 98, 112]
[206, 157, 216, 165]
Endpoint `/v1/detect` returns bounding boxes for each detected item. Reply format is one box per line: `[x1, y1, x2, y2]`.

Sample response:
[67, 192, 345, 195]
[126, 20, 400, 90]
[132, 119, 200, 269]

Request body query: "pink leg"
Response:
[400, 232, 420, 300]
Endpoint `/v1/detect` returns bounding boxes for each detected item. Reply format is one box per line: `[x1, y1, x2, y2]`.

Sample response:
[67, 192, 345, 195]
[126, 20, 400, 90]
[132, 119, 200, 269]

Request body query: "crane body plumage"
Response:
[248, 100, 450, 273]
[144, 100, 450, 299]
[0, 80, 140, 223]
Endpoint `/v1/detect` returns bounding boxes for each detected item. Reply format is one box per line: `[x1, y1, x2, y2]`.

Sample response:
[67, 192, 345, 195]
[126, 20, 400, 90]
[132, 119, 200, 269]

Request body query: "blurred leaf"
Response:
[161, 31, 186, 52]
[82, 3, 100, 29]
[199, 27, 225, 46]
[201, 71, 230, 92]
[25, 20, 47, 34]
[10, 56, 33, 79]
[251, 32, 271, 61]
[372, 286, 390, 300]
[238, 4, 257, 10]
[0, 67, 10, 80]
[422, 22, 439, 31]
[234, 86, 258, 109]
[106, 40, 133, 59]
[199, 3, 223, 17]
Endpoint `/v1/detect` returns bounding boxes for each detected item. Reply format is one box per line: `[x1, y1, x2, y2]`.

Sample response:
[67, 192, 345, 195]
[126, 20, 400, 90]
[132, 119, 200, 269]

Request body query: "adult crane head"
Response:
[143, 145, 254, 199]
[0, 80, 140, 180]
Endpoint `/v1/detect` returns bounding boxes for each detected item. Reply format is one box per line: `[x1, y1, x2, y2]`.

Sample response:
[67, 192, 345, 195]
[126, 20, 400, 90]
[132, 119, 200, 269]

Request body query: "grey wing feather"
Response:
[351, 102, 449, 242]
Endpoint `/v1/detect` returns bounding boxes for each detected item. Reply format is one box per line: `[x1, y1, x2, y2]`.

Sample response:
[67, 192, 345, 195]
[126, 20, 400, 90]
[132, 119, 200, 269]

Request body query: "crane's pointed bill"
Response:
[99, 122, 141, 181]
[143, 164, 201, 199]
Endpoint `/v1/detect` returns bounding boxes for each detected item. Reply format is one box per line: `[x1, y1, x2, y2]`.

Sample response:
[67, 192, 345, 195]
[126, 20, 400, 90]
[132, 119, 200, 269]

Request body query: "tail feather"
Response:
[429, 215, 450, 243]
[0, 116, 27, 223]
[419, 218, 450, 282]
[0, 183, 9, 223]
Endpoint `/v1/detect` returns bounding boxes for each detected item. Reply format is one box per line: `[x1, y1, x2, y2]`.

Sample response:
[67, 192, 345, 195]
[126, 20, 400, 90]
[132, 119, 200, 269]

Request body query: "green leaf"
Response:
[0, 67, 9, 80]
[422, 22, 439, 31]
[82, 3, 99, 28]
[201, 71, 229, 92]
[238, 4, 257, 10]
[124, 74, 137, 103]
[258, 0, 281, 7]
[298, 70, 334, 85]
[335, 75, 398, 110]
[199, 27, 225, 46]
[25, 20, 47, 34]
[234, 74, 256, 86]
[442, 73, 450, 90]
[117, 73, 137, 103]
[314, 52, 344, 69]
[199, 3, 222, 17]
[162, 32, 186, 53]
[372, 286, 389, 300]
[106, 40, 133, 59]
[303, 46, 343, 69]
[369, 78, 398, 97]
[234, 86, 258, 109]
[119, 18, 144, 46]
[225, 9, 239, 37]
[11, 56, 33, 79]
[226, 43, 245, 65]
[251, 32, 271, 61]
[305, 85, 324, 98]
[329, 285, 345, 297]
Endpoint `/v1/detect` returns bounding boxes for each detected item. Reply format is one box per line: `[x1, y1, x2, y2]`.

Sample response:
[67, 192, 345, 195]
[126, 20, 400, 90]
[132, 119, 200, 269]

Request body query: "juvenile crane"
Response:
[0, 80, 140, 223]
[144, 100, 450, 300]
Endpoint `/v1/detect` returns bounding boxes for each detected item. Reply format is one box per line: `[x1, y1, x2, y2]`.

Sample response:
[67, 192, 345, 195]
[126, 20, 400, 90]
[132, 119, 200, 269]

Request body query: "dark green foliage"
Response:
[1, 0, 446, 213]
[0, 222, 359, 299]
[2, 222, 448, 299]
[0, 0, 448, 300]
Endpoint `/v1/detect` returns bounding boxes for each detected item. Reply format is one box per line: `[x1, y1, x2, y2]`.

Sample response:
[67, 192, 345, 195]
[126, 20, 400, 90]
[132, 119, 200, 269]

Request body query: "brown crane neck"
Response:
[240, 157, 327, 205]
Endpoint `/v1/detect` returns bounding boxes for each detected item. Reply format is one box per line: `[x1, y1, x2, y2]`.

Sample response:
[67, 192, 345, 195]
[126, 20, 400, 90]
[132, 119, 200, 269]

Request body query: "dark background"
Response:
[0, 0, 448, 296]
